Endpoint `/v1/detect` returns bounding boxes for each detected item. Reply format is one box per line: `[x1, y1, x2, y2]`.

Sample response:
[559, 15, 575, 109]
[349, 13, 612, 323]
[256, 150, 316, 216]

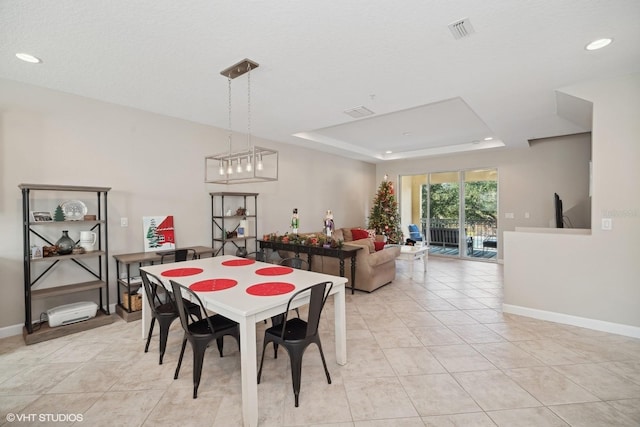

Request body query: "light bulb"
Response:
[219, 160, 225, 175]
[246, 155, 252, 172]
[236, 158, 243, 173]
[257, 154, 264, 171]
[227, 161, 233, 175]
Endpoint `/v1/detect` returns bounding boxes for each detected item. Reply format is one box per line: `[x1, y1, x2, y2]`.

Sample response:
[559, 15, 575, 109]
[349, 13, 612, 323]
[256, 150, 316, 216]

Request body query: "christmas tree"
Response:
[368, 175, 403, 244]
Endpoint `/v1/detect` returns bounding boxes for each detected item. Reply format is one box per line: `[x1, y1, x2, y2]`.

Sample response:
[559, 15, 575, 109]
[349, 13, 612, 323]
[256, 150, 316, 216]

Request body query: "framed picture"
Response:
[142, 215, 176, 252]
[30, 211, 53, 222]
[30, 245, 43, 259]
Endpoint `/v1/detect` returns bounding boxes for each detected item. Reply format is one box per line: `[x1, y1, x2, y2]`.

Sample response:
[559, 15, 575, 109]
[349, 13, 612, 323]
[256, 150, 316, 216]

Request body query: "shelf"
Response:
[31, 251, 106, 262]
[23, 311, 115, 345]
[212, 215, 257, 219]
[29, 220, 106, 226]
[213, 235, 257, 242]
[32, 280, 106, 299]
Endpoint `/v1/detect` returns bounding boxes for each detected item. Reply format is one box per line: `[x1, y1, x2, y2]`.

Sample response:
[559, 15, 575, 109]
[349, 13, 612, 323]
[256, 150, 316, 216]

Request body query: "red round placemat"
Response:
[161, 267, 203, 277]
[221, 259, 255, 267]
[189, 278, 237, 292]
[255, 266, 293, 276]
[246, 282, 295, 296]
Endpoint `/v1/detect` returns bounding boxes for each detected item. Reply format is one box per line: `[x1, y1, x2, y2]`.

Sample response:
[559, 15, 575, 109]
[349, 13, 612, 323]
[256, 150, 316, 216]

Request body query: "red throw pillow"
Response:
[373, 241, 385, 251]
[351, 229, 369, 240]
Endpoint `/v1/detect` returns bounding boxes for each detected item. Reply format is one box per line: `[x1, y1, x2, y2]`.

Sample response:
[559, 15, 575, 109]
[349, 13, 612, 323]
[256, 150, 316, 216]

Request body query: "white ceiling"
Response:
[2, 0, 639, 163]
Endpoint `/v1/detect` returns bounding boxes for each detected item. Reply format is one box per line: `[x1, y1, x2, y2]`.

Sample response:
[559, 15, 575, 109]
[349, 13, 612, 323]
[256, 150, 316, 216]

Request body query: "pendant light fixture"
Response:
[205, 58, 278, 184]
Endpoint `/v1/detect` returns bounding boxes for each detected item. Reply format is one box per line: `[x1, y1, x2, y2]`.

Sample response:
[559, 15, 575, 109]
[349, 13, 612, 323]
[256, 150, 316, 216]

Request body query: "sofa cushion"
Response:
[351, 228, 369, 241]
[332, 228, 344, 241]
[373, 241, 385, 251]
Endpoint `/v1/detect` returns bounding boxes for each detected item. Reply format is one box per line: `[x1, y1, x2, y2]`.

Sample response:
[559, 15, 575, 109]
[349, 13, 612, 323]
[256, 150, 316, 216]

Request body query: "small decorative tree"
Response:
[54, 205, 65, 221]
[368, 175, 403, 244]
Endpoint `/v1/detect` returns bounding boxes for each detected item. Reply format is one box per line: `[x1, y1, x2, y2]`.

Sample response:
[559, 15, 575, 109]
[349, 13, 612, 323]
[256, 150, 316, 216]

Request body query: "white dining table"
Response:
[139, 255, 348, 427]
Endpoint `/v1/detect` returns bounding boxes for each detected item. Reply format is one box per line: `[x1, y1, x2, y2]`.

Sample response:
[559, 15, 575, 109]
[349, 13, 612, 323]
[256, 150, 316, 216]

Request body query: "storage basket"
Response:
[122, 292, 142, 311]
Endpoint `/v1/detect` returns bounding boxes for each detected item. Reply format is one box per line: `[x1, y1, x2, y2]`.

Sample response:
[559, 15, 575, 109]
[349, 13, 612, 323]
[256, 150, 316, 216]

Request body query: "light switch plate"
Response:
[602, 218, 612, 230]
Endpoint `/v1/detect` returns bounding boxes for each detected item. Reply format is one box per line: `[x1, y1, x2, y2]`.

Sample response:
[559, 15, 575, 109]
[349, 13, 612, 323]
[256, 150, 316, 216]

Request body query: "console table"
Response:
[258, 240, 362, 294]
[112, 245, 216, 321]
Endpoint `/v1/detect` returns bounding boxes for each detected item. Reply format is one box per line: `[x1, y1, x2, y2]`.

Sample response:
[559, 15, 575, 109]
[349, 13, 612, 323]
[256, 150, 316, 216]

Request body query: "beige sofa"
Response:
[279, 227, 400, 292]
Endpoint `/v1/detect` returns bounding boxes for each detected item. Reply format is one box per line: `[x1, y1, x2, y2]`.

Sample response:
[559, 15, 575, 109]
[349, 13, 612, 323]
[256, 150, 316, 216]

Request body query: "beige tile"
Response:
[472, 342, 544, 369]
[430, 311, 479, 326]
[0, 363, 79, 395]
[422, 412, 496, 426]
[597, 360, 640, 384]
[282, 377, 352, 425]
[383, 347, 446, 376]
[512, 340, 592, 365]
[487, 407, 569, 426]
[82, 389, 165, 426]
[454, 370, 541, 411]
[344, 377, 418, 421]
[371, 328, 423, 349]
[552, 363, 640, 400]
[428, 344, 496, 372]
[503, 366, 599, 405]
[399, 373, 481, 416]
[18, 392, 102, 427]
[396, 311, 443, 328]
[355, 418, 425, 426]
[413, 326, 464, 346]
[447, 324, 504, 344]
[549, 401, 638, 427]
[463, 309, 506, 324]
[606, 398, 640, 425]
[46, 361, 122, 394]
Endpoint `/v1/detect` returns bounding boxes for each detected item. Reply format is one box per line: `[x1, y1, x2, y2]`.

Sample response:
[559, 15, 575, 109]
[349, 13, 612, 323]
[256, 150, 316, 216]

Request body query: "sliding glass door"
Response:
[403, 168, 498, 261]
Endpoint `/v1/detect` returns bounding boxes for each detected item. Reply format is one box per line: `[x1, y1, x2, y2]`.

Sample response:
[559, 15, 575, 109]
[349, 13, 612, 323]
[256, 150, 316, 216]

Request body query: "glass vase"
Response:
[56, 230, 75, 255]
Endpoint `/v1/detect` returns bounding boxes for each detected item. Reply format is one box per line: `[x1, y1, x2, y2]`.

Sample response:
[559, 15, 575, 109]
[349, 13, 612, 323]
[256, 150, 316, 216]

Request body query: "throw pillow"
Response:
[366, 229, 376, 240]
[351, 228, 369, 241]
[373, 241, 385, 251]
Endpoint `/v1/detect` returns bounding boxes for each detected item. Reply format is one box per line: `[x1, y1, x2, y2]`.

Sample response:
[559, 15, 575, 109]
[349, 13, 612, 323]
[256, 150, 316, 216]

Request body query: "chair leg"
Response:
[157, 317, 174, 365]
[144, 317, 156, 353]
[174, 336, 187, 379]
[257, 338, 270, 384]
[216, 337, 224, 357]
[192, 340, 209, 399]
[316, 339, 332, 384]
[290, 351, 303, 407]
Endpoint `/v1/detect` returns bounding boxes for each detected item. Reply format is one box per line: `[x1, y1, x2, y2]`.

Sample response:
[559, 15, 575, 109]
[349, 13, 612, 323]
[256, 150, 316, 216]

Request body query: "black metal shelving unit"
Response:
[19, 183, 113, 344]
[210, 192, 258, 256]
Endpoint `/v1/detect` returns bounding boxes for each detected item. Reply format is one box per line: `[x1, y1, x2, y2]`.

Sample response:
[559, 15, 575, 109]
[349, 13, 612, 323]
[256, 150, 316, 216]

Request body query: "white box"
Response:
[47, 301, 98, 327]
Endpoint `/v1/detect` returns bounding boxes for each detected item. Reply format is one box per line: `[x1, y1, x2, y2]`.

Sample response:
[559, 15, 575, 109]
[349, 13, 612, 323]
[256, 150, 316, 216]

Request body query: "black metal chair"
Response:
[257, 281, 333, 407]
[160, 248, 197, 264]
[140, 270, 202, 365]
[170, 280, 240, 399]
[279, 256, 310, 271]
[244, 251, 267, 262]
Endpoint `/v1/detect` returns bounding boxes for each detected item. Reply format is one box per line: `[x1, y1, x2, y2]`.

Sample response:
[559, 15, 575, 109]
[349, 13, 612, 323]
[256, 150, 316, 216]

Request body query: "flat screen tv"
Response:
[554, 193, 564, 228]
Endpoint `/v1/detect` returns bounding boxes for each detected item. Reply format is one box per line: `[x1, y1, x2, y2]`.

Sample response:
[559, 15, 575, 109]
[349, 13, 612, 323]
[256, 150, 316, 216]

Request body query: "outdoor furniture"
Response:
[429, 227, 459, 247]
[408, 224, 423, 241]
[483, 235, 497, 252]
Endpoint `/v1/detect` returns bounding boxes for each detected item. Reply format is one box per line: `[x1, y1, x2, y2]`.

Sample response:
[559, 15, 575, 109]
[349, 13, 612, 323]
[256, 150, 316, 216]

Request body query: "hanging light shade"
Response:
[205, 58, 278, 184]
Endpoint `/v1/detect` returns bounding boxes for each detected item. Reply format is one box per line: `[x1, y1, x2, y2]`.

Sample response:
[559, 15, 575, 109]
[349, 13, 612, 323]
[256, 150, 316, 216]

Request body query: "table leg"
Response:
[239, 316, 258, 427]
[141, 285, 151, 339]
[334, 284, 347, 365]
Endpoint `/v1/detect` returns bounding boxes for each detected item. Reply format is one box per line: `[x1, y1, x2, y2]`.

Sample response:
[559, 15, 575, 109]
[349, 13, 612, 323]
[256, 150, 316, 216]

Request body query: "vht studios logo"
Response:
[6, 413, 84, 423]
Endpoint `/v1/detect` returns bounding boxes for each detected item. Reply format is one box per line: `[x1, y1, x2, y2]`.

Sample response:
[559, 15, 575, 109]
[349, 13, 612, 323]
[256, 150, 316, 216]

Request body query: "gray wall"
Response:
[0, 79, 375, 333]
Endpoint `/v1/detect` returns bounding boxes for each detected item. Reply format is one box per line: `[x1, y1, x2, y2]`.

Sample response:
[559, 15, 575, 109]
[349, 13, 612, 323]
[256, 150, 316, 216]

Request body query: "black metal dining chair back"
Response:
[257, 281, 333, 407]
[279, 257, 310, 271]
[140, 270, 200, 365]
[160, 248, 197, 264]
[170, 280, 240, 398]
[245, 251, 266, 262]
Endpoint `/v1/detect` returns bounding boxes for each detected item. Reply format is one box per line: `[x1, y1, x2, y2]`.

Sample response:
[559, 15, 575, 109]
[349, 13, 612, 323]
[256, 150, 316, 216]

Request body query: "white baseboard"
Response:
[0, 303, 119, 340]
[503, 304, 640, 339]
[0, 323, 24, 339]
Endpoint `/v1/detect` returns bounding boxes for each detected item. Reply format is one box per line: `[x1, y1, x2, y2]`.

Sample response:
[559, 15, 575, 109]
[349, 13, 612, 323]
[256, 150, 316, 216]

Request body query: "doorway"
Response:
[400, 168, 498, 261]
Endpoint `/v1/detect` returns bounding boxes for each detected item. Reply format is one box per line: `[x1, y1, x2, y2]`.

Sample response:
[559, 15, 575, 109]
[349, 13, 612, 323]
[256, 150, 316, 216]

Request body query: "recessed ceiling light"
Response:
[402, 132, 411, 136]
[385, 150, 393, 154]
[483, 137, 493, 141]
[585, 38, 612, 51]
[16, 53, 42, 63]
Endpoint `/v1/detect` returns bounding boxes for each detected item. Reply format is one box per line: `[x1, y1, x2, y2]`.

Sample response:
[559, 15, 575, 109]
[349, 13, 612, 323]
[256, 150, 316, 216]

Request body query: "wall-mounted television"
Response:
[554, 193, 564, 228]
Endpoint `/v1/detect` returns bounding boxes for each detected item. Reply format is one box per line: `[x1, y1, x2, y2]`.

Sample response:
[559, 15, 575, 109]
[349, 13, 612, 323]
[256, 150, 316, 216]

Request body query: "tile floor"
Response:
[1, 256, 639, 426]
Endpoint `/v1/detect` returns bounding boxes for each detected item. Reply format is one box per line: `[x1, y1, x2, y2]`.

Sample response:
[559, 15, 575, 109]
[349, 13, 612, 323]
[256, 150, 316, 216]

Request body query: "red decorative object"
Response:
[221, 258, 255, 267]
[246, 282, 295, 296]
[351, 228, 369, 240]
[255, 266, 293, 276]
[189, 278, 238, 292]
[161, 267, 204, 277]
[374, 241, 386, 251]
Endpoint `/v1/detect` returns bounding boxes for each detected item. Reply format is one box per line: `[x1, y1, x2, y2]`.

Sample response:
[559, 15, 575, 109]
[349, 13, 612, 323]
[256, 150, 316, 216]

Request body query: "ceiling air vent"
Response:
[448, 18, 475, 40]
[344, 106, 375, 119]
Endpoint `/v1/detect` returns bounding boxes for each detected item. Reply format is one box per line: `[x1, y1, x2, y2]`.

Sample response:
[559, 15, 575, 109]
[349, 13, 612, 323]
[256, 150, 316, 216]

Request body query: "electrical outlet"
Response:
[120, 217, 128, 227]
[601, 218, 612, 230]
